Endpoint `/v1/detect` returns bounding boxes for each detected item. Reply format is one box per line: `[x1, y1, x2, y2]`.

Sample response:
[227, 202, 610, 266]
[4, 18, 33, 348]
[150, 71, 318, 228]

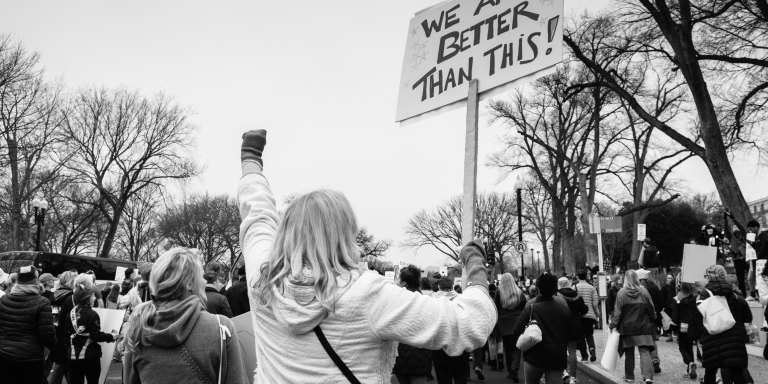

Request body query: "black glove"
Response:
[241, 130, 267, 167]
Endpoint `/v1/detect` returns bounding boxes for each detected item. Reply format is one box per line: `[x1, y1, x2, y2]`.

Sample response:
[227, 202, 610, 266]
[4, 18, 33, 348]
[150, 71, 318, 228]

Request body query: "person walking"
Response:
[557, 276, 588, 384]
[204, 271, 234, 318]
[574, 269, 599, 362]
[237, 130, 496, 383]
[0, 266, 57, 384]
[224, 265, 250, 317]
[661, 274, 677, 341]
[393, 265, 433, 384]
[64, 273, 117, 384]
[495, 273, 527, 383]
[637, 268, 664, 373]
[510, 273, 574, 384]
[48, 270, 78, 384]
[431, 277, 472, 384]
[122, 247, 248, 384]
[606, 273, 622, 325]
[673, 282, 699, 380]
[610, 269, 656, 384]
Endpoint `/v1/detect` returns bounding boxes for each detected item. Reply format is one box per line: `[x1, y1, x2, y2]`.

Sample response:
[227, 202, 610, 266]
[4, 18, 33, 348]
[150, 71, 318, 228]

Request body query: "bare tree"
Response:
[357, 227, 392, 259]
[115, 186, 164, 261]
[520, 175, 554, 271]
[40, 181, 101, 255]
[61, 87, 198, 258]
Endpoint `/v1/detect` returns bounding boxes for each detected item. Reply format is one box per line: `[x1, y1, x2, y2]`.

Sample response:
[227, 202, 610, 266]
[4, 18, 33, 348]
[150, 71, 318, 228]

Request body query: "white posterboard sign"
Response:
[232, 312, 257, 384]
[92, 308, 125, 384]
[681, 244, 717, 283]
[396, 0, 564, 123]
[115, 266, 127, 282]
[637, 224, 647, 241]
[597, 274, 607, 298]
[440, 266, 448, 276]
[384, 271, 396, 284]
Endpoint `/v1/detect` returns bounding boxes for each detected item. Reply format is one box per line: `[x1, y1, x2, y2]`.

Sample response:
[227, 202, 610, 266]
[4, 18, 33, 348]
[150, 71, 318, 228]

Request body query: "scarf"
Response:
[11, 283, 43, 296]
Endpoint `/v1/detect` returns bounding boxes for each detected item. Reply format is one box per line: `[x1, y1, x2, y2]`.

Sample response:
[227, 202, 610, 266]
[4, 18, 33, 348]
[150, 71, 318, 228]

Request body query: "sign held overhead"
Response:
[396, 0, 564, 123]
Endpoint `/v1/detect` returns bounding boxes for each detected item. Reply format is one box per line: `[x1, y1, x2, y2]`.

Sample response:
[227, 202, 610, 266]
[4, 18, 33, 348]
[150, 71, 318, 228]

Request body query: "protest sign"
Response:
[385, 271, 396, 283]
[599, 217, 622, 233]
[115, 266, 127, 282]
[92, 308, 125, 384]
[681, 244, 717, 283]
[232, 312, 257, 384]
[396, 0, 564, 123]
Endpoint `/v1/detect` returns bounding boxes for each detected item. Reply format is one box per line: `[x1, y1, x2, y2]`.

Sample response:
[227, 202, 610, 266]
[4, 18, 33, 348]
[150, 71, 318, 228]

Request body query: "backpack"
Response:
[697, 289, 736, 335]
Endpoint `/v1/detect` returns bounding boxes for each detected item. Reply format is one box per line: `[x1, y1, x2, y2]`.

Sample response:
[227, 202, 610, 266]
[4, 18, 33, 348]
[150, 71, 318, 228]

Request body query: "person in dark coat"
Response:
[225, 266, 250, 317]
[495, 273, 527, 383]
[637, 269, 663, 374]
[40, 273, 56, 303]
[511, 273, 574, 384]
[48, 270, 78, 384]
[611, 269, 656, 383]
[672, 282, 699, 380]
[393, 266, 432, 384]
[695, 265, 750, 384]
[203, 271, 233, 318]
[0, 266, 57, 384]
[606, 273, 622, 324]
[698, 224, 725, 264]
[557, 277, 588, 384]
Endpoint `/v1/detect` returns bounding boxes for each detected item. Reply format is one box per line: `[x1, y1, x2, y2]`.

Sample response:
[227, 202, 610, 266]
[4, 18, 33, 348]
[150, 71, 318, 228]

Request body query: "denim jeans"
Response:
[678, 332, 695, 365]
[624, 346, 653, 381]
[523, 362, 562, 384]
[578, 318, 596, 359]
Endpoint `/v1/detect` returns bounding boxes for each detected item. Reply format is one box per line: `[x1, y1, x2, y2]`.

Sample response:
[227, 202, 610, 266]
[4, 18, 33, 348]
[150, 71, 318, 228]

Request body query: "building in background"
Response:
[748, 196, 768, 227]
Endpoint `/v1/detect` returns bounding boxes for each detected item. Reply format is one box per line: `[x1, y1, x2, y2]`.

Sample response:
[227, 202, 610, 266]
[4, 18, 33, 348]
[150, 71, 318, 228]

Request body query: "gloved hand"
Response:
[459, 240, 489, 290]
[241, 130, 267, 167]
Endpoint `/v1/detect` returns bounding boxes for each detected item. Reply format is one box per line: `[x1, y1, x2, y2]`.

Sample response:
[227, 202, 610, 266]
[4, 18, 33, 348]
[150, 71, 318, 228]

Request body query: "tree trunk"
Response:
[8, 138, 22, 250]
[630, 209, 649, 265]
[99, 206, 124, 258]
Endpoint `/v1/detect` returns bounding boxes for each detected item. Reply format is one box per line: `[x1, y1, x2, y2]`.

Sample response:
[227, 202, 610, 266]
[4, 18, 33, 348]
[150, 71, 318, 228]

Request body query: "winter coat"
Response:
[63, 304, 115, 360]
[606, 285, 620, 319]
[238, 172, 496, 384]
[122, 296, 249, 384]
[642, 245, 660, 268]
[0, 290, 57, 362]
[661, 283, 676, 312]
[575, 281, 599, 321]
[695, 278, 750, 369]
[51, 287, 75, 364]
[494, 290, 527, 337]
[610, 286, 655, 336]
[204, 286, 233, 318]
[511, 295, 573, 370]
[557, 287, 588, 341]
[673, 294, 699, 339]
[392, 289, 432, 377]
[224, 279, 250, 317]
[755, 230, 768, 260]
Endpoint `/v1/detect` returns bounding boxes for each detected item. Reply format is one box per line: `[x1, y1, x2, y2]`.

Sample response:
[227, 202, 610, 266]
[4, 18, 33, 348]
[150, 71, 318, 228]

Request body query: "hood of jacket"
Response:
[267, 267, 360, 336]
[557, 287, 579, 300]
[433, 290, 458, 301]
[622, 286, 643, 299]
[705, 278, 733, 297]
[144, 295, 204, 348]
[53, 287, 73, 304]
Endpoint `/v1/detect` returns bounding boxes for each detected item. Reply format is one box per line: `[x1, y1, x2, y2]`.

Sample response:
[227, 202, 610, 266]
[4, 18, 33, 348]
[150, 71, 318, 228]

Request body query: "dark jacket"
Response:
[611, 286, 655, 336]
[557, 287, 588, 341]
[137, 281, 151, 302]
[52, 287, 76, 363]
[495, 290, 527, 336]
[695, 278, 750, 369]
[63, 304, 114, 360]
[642, 245, 659, 268]
[43, 290, 55, 304]
[224, 278, 250, 317]
[673, 294, 699, 339]
[205, 286, 233, 318]
[755, 230, 768, 260]
[0, 291, 57, 362]
[512, 295, 574, 370]
[606, 284, 620, 319]
[393, 289, 432, 376]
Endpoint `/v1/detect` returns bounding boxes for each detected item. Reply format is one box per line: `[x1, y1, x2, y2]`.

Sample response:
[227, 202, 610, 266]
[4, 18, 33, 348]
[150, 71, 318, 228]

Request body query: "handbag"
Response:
[516, 301, 542, 352]
[600, 330, 620, 371]
[698, 289, 736, 335]
[315, 325, 361, 384]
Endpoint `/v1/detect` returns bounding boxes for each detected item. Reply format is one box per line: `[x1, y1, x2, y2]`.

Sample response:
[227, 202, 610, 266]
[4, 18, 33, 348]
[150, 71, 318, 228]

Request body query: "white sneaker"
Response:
[569, 378, 577, 384]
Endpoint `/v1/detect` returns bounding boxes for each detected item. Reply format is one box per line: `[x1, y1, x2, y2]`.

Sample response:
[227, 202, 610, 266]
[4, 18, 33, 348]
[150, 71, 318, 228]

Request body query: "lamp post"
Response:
[31, 195, 49, 251]
[513, 176, 523, 278]
[529, 248, 534, 275]
[537, 250, 541, 275]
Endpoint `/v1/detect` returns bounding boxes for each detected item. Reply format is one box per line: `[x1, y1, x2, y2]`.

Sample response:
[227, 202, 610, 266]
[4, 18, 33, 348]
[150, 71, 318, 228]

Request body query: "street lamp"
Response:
[513, 176, 524, 278]
[537, 250, 541, 275]
[31, 195, 49, 251]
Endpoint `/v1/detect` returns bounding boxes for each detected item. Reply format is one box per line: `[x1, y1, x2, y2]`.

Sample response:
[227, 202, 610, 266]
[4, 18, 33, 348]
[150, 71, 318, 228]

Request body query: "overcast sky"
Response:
[2, 0, 765, 268]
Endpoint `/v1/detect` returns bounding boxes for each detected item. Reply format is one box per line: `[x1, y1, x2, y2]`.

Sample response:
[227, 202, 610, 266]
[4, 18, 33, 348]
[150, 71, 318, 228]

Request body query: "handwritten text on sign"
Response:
[396, 0, 564, 122]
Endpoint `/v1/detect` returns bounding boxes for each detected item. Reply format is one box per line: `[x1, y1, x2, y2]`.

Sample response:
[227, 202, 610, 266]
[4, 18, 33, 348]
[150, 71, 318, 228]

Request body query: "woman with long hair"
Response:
[106, 284, 120, 309]
[122, 248, 248, 384]
[610, 270, 656, 384]
[496, 273, 527, 382]
[238, 130, 496, 383]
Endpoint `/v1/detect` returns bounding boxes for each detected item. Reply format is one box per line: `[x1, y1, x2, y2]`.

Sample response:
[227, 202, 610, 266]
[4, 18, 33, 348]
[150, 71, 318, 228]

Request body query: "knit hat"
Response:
[636, 268, 651, 280]
[73, 283, 96, 305]
[17, 265, 39, 284]
[39, 273, 55, 286]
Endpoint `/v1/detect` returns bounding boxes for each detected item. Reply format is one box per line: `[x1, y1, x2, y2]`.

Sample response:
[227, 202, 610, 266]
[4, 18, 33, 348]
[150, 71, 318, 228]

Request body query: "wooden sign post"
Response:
[461, 80, 480, 288]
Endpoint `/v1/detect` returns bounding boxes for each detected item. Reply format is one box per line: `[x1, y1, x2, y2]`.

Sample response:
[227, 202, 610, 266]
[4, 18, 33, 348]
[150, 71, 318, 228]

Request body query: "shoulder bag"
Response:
[698, 289, 736, 335]
[516, 300, 542, 351]
[314, 325, 361, 384]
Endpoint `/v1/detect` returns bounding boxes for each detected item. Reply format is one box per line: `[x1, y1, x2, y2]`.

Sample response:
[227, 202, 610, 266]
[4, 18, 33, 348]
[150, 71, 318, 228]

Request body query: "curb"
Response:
[577, 361, 622, 384]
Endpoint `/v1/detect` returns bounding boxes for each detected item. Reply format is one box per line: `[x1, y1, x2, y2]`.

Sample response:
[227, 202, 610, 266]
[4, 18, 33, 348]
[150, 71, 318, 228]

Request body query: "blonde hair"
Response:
[73, 273, 96, 305]
[58, 270, 78, 290]
[705, 265, 727, 280]
[623, 270, 640, 290]
[126, 247, 206, 352]
[498, 273, 523, 309]
[256, 189, 361, 311]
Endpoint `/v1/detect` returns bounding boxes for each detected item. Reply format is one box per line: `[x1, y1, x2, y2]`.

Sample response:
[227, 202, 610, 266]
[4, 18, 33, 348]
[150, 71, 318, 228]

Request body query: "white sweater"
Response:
[238, 172, 496, 383]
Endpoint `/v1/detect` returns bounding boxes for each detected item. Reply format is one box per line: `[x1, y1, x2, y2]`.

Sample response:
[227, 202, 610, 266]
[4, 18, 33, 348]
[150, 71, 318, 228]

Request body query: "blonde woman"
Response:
[238, 130, 496, 383]
[495, 273, 527, 382]
[610, 270, 656, 384]
[122, 248, 248, 384]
